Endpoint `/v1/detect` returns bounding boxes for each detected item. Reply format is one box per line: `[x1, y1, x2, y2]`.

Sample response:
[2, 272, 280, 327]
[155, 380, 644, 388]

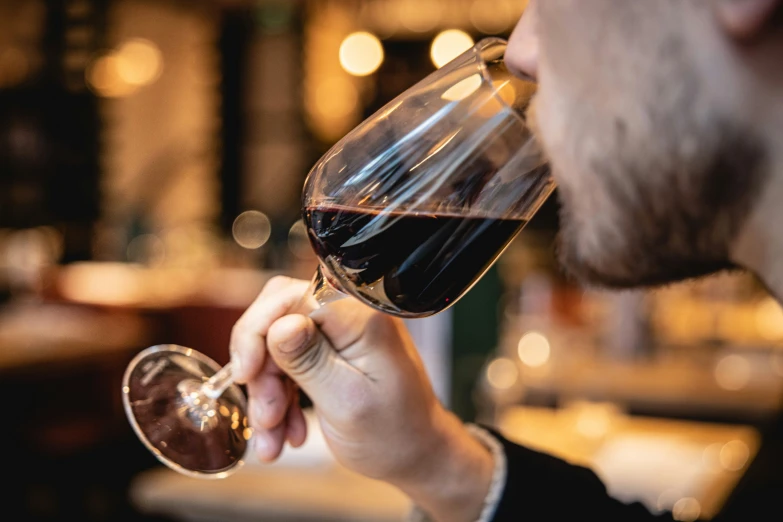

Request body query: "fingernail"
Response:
[252, 401, 265, 424]
[278, 328, 309, 354]
[231, 351, 244, 381]
[254, 434, 269, 455]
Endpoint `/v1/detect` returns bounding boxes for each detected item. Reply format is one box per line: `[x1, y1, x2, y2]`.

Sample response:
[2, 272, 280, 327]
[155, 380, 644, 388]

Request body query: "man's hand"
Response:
[230, 276, 494, 522]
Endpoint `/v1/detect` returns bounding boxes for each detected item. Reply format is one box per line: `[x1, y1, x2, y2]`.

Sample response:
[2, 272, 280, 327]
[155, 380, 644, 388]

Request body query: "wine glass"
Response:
[122, 37, 554, 478]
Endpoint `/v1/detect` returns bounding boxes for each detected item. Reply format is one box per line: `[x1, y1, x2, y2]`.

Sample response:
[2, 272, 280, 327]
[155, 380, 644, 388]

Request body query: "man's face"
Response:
[505, 0, 764, 288]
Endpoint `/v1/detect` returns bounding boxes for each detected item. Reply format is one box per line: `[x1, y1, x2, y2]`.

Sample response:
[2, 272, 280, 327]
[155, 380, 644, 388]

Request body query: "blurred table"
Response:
[132, 464, 411, 522]
[0, 299, 164, 520]
[0, 300, 150, 372]
[513, 352, 783, 423]
[130, 412, 411, 522]
[0, 301, 152, 451]
[51, 262, 284, 365]
[498, 403, 760, 519]
[131, 405, 758, 522]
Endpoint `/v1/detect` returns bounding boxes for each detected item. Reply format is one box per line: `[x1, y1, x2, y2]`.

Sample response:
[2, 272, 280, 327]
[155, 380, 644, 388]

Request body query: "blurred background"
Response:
[0, 0, 781, 521]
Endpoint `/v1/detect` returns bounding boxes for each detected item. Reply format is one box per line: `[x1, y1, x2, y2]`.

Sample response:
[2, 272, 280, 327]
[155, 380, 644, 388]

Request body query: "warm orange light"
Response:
[672, 498, 701, 522]
[755, 298, 783, 340]
[719, 440, 749, 471]
[86, 52, 138, 98]
[314, 76, 358, 118]
[469, 0, 513, 34]
[486, 357, 518, 390]
[339, 32, 384, 76]
[713, 354, 751, 391]
[517, 331, 551, 368]
[116, 38, 163, 86]
[0, 47, 30, 87]
[441, 74, 482, 102]
[431, 29, 474, 68]
[398, 0, 441, 33]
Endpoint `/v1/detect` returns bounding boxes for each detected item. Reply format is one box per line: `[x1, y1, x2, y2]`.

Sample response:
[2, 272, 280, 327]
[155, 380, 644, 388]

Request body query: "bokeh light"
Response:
[517, 331, 551, 368]
[486, 357, 518, 390]
[719, 440, 749, 471]
[339, 32, 384, 77]
[702, 442, 724, 473]
[430, 29, 474, 68]
[115, 38, 163, 86]
[85, 38, 162, 97]
[713, 353, 751, 391]
[86, 52, 138, 98]
[755, 298, 783, 340]
[232, 211, 272, 250]
[288, 220, 313, 260]
[672, 498, 701, 521]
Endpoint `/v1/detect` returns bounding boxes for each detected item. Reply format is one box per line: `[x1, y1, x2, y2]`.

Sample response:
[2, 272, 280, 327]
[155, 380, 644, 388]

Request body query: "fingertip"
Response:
[230, 331, 265, 384]
[253, 424, 286, 462]
[252, 431, 271, 461]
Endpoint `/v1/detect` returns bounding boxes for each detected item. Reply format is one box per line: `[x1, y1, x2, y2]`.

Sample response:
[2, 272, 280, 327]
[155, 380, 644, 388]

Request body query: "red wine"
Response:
[305, 206, 526, 317]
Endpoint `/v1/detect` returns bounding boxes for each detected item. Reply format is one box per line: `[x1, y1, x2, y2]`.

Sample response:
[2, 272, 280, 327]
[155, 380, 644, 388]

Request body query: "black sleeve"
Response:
[485, 428, 679, 521]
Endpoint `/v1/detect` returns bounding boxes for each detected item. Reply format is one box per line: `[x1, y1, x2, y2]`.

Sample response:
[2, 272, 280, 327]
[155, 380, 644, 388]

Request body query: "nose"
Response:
[504, 0, 539, 81]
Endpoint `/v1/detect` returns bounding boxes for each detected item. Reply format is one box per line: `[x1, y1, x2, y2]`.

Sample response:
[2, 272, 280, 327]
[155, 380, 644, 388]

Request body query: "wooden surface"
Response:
[130, 405, 759, 521]
[510, 352, 783, 421]
[132, 462, 412, 522]
[130, 410, 410, 522]
[0, 301, 150, 372]
[498, 404, 760, 519]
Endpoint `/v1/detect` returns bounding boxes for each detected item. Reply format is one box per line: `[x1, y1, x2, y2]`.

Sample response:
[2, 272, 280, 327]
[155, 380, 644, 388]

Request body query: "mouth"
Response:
[523, 95, 569, 191]
[523, 95, 541, 139]
[523, 96, 554, 166]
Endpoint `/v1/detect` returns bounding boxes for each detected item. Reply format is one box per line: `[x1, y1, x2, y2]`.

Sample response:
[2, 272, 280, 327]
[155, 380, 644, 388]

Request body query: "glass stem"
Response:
[200, 265, 344, 400]
[202, 362, 235, 400]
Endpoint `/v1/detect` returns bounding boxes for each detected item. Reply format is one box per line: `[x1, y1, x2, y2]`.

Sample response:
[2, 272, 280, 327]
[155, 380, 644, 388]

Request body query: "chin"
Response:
[553, 220, 736, 291]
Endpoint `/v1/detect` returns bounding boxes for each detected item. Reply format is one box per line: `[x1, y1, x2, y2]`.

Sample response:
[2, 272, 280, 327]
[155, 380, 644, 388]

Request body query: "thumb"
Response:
[266, 313, 349, 397]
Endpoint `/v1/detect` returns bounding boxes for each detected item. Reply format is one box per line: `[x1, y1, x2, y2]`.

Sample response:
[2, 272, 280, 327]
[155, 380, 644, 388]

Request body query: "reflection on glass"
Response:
[123, 38, 554, 477]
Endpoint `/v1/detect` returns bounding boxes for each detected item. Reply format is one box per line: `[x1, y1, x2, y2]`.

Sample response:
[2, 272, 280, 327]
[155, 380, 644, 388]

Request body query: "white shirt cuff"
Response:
[406, 423, 507, 522]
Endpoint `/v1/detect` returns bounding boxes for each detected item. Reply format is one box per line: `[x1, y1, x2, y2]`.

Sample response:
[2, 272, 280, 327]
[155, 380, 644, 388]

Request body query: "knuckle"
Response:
[230, 320, 245, 339]
[264, 275, 291, 293]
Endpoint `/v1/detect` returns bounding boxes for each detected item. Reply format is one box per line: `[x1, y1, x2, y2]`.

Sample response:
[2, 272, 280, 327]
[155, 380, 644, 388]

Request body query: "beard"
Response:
[552, 119, 766, 290]
[527, 0, 770, 291]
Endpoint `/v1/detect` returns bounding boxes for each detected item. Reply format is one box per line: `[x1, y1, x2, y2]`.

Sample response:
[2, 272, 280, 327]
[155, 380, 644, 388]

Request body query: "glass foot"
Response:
[122, 345, 251, 478]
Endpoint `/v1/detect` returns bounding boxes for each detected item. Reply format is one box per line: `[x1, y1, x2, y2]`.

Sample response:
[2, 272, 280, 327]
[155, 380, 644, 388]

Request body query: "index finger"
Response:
[230, 276, 312, 383]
